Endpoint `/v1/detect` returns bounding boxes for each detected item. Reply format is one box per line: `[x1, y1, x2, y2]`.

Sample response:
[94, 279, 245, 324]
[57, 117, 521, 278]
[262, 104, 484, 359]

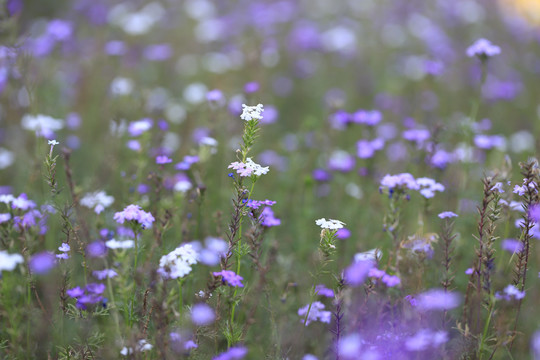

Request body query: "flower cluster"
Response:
[298, 301, 331, 326]
[240, 103, 264, 121]
[113, 204, 155, 229]
[369, 267, 401, 287]
[315, 218, 345, 230]
[228, 158, 269, 177]
[56, 242, 70, 260]
[157, 244, 199, 279]
[380, 174, 444, 198]
[495, 284, 526, 301]
[66, 283, 106, 309]
[213, 270, 244, 287]
[80, 190, 114, 214]
[466, 38, 501, 58]
[213, 346, 248, 360]
[0, 251, 24, 272]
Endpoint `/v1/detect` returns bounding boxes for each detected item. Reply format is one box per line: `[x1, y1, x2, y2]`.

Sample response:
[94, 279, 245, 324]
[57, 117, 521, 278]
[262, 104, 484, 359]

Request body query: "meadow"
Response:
[1, 0, 540, 359]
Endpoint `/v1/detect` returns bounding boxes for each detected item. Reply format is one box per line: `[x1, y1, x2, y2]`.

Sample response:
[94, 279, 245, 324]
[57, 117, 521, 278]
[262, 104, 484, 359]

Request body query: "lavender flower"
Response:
[213, 346, 248, 360]
[344, 260, 373, 286]
[228, 158, 269, 177]
[191, 303, 215, 326]
[495, 284, 525, 301]
[93, 269, 118, 280]
[405, 329, 448, 351]
[259, 207, 281, 227]
[213, 270, 244, 287]
[438, 211, 458, 219]
[315, 284, 334, 298]
[501, 239, 523, 253]
[156, 155, 172, 164]
[466, 38, 501, 58]
[80, 191, 114, 214]
[29, 252, 56, 275]
[113, 204, 155, 229]
[298, 301, 331, 325]
[415, 289, 461, 311]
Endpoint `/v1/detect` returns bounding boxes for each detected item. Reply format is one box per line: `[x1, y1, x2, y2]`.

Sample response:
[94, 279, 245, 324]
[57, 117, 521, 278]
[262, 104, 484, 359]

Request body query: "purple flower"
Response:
[0, 213, 11, 223]
[213, 270, 244, 287]
[473, 134, 506, 150]
[315, 284, 334, 298]
[175, 155, 200, 170]
[465, 267, 473, 275]
[29, 252, 56, 275]
[351, 110, 382, 126]
[298, 301, 331, 326]
[86, 283, 106, 295]
[156, 155, 172, 164]
[58, 243, 70, 252]
[93, 269, 118, 280]
[113, 204, 155, 229]
[143, 44, 173, 61]
[191, 303, 215, 326]
[259, 207, 281, 227]
[438, 211, 458, 219]
[327, 150, 355, 172]
[105, 40, 127, 56]
[47, 20, 72, 41]
[67, 286, 84, 298]
[127, 140, 141, 151]
[312, 168, 332, 182]
[405, 329, 448, 351]
[382, 274, 401, 287]
[213, 346, 248, 360]
[335, 228, 351, 240]
[403, 128, 430, 147]
[529, 204, 540, 223]
[344, 260, 374, 286]
[495, 284, 525, 301]
[501, 239, 523, 253]
[244, 82, 259, 93]
[86, 241, 107, 258]
[466, 38, 501, 58]
[207, 89, 224, 103]
[415, 289, 461, 311]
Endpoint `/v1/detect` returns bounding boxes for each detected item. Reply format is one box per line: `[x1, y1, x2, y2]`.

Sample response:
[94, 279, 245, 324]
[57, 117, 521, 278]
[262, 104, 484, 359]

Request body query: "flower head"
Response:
[113, 204, 155, 228]
[213, 270, 244, 287]
[298, 301, 331, 326]
[158, 244, 199, 279]
[240, 103, 264, 121]
[315, 218, 345, 230]
[466, 38, 501, 58]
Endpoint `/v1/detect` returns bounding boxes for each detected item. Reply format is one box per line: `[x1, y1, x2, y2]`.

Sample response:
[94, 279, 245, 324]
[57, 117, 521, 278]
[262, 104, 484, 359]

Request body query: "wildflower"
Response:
[259, 207, 281, 227]
[338, 333, 362, 359]
[29, 252, 56, 275]
[466, 38, 501, 58]
[0, 213, 10, 223]
[344, 260, 373, 286]
[156, 155, 172, 164]
[21, 114, 64, 138]
[529, 204, 540, 223]
[191, 303, 215, 326]
[298, 301, 331, 325]
[465, 268, 474, 275]
[327, 150, 355, 172]
[93, 269, 118, 280]
[240, 103, 264, 121]
[315, 284, 334, 298]
[105, 239, 134, 249]
[495, 284, 525, 301]
[0, 251, 23, 272]
[128, 118, 153, 136]
[382, 274, 401, 287]
[438, 211, 458, 219]
[405, 329, 448, 351]
[80, 191, 114, 214]
[501, 239, 523, 253]
[380, 173, 419, 191]
[315, 218, 345, 230]
[113, 204, 155, 228]
[228, 158, 269, 177]
[336, 228, 351, 239]
[86, 241, 107, 258]
[415, 289, 461, 311]
[158, 244, 198, 279]
[213, 346, 248, 360]
[213, 270, 244, 287]
[120, 340, 153, 356]
[48, 139, 59, 146]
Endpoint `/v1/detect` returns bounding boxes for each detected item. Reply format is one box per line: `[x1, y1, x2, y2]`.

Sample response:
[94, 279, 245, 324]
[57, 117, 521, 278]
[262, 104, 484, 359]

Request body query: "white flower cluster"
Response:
[0, 251, 24, 272]
[21, 114, 64, 138]
[240, 103, 264, 121]
[120, 339, 153, 356]
[315, 218, 345, 230]
[157, 243, 198, 279]
[228, 157, 269, 177]
[80, 190, 114, 214]
[105, 239, 134, 249]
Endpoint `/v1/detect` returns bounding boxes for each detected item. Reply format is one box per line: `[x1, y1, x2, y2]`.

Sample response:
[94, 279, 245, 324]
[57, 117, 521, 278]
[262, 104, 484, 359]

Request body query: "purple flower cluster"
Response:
[495, 284, 525, 301]
[356, 138, 385, 159]
[245, 199, 276, 210]
[113, 204, 155, 229]
[213, 346, 248, 360]
[67, 283, 106, 309]
[298, 301, 331, 326]
[213, 270, 244, 287]
[369, 267, 401, 287]
[259, 207, 281, 227]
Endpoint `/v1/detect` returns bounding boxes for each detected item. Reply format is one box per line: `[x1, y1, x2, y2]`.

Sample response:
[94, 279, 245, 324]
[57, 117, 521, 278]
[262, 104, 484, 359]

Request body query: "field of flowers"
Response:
[1, 0, 540, 359]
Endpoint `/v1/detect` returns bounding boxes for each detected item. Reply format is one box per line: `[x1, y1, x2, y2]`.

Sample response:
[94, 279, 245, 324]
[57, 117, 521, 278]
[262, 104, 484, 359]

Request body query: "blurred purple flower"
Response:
[156, 155, 172, 164]
[298, 301, 331, 326]
[86, 241, 107, 258]
[315, 284, 334, 298]
[191, 303, 215, 326]
[244, 82, 259, 93]
[213, 270, 244, 287]
[466, 38, 501, 58]
[213, 346, 248, 360]
[416, 289, 461, 311]
[312, 168, 332, 182]
[344, 260, 373, 286]
[501, 239, 523, 253]
[29, 252, 56, 275]
[336, 228, 351, 240]
[328, 151, 355, 172]
[259, 207, 281, 227]
[438, 211, 458, 219]
[144, 44, 173, 61]
[105, 41, 127, 56]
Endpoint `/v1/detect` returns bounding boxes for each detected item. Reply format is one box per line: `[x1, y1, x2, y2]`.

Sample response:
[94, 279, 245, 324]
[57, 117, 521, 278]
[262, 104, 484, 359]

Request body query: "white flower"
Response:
[158, 243, 198, 279]
[0, 251, 24, 272]
[173, 180, 192, 193]
[245, 158, 269, 176]
[105, 239, 135, 249]
[315, 218, 345, 230]
[21, 114, 64, 138]
[80, 191, 114, 214]
[0, 148, 14, 169]
[110, 77, 134, 96]
[48, 140, 59, 146]
[138, 339, 153, 352]
[240, 103, 264, 121]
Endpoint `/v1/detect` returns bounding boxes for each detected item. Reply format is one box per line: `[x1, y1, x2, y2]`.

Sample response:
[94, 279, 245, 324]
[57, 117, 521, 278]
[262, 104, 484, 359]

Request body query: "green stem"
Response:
[178, 278, 184, 321]
[478, 298, 495, 360]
